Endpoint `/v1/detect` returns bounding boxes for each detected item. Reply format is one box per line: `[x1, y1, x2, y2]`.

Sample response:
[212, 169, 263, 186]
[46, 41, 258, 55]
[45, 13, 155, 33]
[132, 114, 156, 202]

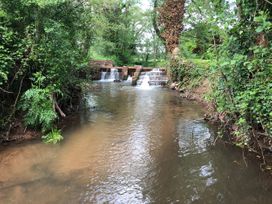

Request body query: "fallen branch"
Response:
[51, 94, 66, 118]
[55, 101, 66, 118]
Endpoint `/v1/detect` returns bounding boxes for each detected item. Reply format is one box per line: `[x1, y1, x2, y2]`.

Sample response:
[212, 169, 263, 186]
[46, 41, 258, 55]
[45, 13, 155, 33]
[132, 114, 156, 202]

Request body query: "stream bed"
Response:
[0, 82, 271, 204]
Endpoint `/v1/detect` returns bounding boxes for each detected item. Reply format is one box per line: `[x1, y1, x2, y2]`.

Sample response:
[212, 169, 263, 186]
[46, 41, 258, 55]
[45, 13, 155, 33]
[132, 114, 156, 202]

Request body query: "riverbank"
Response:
[169, 77, 272, 172]
[0, 81, 84, 145]
[0, 113, 81, 146]
[0, 119, 41, 145]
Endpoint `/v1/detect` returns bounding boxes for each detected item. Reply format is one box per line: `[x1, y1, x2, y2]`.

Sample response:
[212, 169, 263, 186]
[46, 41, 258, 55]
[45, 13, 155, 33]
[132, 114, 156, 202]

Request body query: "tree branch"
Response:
[264, 0, 272, 5]
[0, 87, 13, 94]
[52, 94, 66, 118]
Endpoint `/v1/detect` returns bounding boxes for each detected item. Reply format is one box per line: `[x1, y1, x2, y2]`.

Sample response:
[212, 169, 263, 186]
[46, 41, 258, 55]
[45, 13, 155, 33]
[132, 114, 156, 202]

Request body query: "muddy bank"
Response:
[170, 79, 215, 116]
[0, 114, 81, 146]
[0, 84, 83, 146]
[0, 119, 41, 145]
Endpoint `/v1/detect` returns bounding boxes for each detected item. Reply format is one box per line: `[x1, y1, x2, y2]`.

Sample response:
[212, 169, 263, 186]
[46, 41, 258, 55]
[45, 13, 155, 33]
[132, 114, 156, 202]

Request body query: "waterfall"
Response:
[151, 68, 161, 72]
[137, 68, 168, 89]
[127, 76, 132, 82]
[140, 74, 151, 89]
[100, 68, 120, 81]
[100, 72, 108, 80]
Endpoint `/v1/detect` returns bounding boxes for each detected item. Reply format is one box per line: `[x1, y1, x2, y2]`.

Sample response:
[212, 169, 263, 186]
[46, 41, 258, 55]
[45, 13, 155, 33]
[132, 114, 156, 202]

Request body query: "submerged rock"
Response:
[113, 79, 121, 83]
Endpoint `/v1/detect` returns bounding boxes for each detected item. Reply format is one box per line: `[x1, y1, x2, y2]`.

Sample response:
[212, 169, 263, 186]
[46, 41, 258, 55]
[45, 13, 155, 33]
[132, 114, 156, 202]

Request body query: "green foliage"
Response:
[172, 0, 272, 146]
[180, 23, 215, 59]
[170, 58, 194, 83]
[42, 128, 63, 144]
[0, 26, 13, 85]
[19, 72, 56, 132]
[89, 0, 141, 65]
[20, 87, 57, 132]
[181, 0, 232, 60]
[213, 44, 272, 137]
[170, 57, 210, 89]
[254, 12, 271, 33]
[210, 10, 272, 142]
[0, 0, 90, 140]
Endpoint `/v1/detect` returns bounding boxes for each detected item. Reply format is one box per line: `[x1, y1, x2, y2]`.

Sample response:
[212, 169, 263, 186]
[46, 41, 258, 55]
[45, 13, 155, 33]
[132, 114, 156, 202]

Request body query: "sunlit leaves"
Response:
[21, 0, 65, 7]
[42, 128, 63, 144]
[254, 11, 272, 33]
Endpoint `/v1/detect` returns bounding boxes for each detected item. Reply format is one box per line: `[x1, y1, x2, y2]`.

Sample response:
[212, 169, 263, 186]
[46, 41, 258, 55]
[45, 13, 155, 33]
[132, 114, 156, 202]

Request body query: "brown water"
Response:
[0, 83, 271, 204]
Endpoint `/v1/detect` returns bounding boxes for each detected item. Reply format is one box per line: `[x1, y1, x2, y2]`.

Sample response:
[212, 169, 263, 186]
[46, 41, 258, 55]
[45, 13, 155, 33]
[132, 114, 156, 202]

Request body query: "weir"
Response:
[90, 60, 168, 86]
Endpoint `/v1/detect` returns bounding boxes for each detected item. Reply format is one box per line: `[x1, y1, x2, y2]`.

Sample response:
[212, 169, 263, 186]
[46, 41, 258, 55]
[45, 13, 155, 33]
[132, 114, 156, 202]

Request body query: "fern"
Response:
[20, 87, 57, 132]
[42, 128, 63, 144]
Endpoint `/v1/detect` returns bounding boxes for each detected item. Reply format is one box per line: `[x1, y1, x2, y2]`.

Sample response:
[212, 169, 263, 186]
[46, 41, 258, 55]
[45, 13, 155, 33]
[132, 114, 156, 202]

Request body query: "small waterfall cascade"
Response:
[140, 74, 151, 89]
[137, 68, 168, 88]
[126, 76, 132, 82]
[100, 68, 120, 81]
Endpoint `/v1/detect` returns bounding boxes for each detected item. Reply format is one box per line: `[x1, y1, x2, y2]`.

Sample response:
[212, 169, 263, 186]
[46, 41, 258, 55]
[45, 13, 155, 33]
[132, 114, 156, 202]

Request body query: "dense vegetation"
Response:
[0, 0, 160, 143]
[0, 0, 90, 142]
[167, 0, 272, 166]
[0, 0, 271, 160]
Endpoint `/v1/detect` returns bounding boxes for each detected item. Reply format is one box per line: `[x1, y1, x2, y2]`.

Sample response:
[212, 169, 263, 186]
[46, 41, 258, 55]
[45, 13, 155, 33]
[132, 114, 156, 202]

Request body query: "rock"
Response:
[170, 83, 177, 90]
[113, 80, 121, 83]
[179, 88, 185, 93]
[132, 78, 137, 86]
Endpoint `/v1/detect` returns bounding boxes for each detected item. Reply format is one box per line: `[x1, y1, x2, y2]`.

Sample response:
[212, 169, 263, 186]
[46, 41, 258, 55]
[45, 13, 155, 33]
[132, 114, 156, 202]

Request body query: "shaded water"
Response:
[0, 83, 271, 204]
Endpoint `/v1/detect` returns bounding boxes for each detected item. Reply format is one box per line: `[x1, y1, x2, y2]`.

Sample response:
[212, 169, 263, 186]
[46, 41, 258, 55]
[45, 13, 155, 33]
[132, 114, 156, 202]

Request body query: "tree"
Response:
[153, 0, 186, 55]
[0, 0, 93, 142]
[89, 0, 140, 65]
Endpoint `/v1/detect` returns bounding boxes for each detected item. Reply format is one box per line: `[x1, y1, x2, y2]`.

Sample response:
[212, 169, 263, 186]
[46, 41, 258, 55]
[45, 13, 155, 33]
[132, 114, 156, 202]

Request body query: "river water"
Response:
[0, 83, 271, 204]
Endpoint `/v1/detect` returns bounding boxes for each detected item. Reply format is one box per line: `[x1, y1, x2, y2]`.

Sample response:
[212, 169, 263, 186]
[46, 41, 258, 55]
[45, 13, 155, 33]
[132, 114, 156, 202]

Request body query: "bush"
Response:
[210, 11, 272, 144]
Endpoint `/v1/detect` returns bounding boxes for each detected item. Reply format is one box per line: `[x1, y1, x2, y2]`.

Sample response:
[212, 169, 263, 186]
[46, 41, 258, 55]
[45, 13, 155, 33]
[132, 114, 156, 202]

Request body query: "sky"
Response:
[140, 0, 151, 11]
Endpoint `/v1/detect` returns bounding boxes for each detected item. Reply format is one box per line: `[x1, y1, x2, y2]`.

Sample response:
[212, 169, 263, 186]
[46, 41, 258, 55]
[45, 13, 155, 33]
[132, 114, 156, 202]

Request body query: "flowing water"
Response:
[137, 69, 168, 87]
[0, 83, 271, 204]
[100, 69, 121, 82]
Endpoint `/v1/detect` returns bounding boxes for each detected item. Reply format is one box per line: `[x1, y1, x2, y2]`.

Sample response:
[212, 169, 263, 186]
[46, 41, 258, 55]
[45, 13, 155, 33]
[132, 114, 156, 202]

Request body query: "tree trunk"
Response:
[153, 0, 186, 55]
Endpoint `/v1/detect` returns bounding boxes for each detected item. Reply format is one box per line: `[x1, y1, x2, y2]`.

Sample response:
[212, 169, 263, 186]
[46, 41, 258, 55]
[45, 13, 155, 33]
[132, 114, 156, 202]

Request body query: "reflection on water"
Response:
[0, 83, 272, 204]
[177, 120, 212, 157]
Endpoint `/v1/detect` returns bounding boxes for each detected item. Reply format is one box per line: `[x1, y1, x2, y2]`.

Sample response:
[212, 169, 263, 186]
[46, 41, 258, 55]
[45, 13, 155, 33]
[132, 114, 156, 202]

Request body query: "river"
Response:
[0, 82, 271, 204]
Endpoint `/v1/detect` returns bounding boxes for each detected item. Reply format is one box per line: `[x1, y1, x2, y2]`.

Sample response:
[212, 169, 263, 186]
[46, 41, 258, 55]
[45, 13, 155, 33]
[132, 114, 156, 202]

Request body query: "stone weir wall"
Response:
[89, 60, 166, 83]
[89, 60, 114, 80]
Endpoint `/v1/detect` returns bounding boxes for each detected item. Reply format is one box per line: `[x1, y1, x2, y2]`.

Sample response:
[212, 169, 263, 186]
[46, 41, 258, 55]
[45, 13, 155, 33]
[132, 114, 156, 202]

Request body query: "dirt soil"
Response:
[0, 114, 81, 146]
[0, 120, 41, 145]
[178, 79, 215, 115]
